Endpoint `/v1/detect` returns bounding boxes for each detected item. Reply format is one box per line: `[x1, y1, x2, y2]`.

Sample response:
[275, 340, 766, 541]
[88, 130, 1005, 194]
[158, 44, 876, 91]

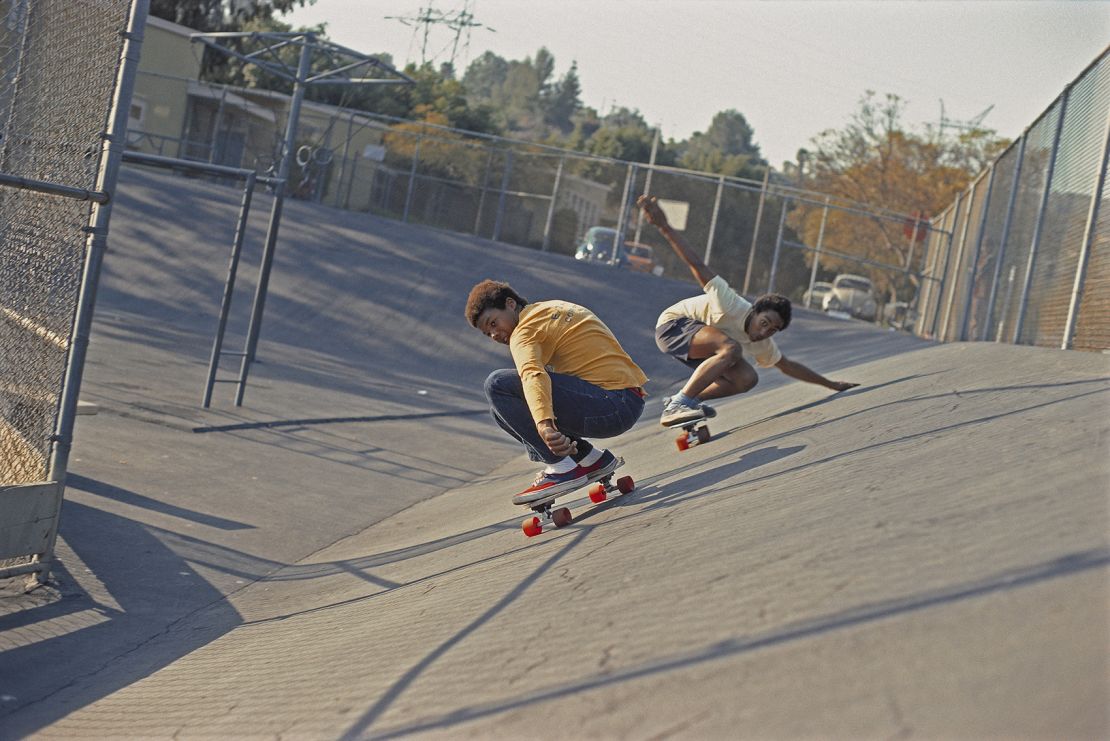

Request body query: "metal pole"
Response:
[743, 168, 770, 295]
[242, 34, 312, 371]
[929, 194, 962, 338]
[982, 136, 1026, 341]
[43, 0, 150, 580]
[634, 127, 660, 244]
[905, 216, 922, 275]
[541, 155, 564, 252]
[958, 166, 996, 341]
[939, 181, 977, 341]
[704, 174, 725, 265]
[402, 135, 421, 223]
[766, 198, 789, 293]
[474, 148, 493, 236]
[1013, 91, 1069, 345]
[210, 85, 228, 164]
[203, 171, 255, 407]
[612, 163, 634, 265]
[335, 109, 355, 208]
[1062, 105, 1110, 350]
[805, 197, 831, 308]
[492, 149, 513, 242]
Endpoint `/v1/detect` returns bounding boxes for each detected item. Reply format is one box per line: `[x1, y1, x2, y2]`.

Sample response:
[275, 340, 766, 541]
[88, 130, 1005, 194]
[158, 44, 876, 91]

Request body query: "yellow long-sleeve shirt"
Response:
[509, 301, 648, 425]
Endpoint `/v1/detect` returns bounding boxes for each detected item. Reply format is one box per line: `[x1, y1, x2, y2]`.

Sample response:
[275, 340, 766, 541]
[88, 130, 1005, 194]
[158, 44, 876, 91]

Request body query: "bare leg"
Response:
[679, 326, 756, 399]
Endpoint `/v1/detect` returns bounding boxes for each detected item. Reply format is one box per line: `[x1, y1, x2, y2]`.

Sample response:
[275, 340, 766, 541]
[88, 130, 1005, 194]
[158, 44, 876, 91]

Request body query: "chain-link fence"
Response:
[1, 0, 145, 581]
[918, 47, 1110, 350]
[128, 71, 939, 330]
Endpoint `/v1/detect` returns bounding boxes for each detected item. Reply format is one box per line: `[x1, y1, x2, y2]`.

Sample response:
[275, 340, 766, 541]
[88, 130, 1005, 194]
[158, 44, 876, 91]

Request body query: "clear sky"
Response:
[285, 0, 1110, 169]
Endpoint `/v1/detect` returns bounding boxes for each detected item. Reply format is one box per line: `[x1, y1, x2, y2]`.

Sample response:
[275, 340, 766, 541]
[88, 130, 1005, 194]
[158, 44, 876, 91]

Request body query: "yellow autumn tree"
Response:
[791, 92, 1008, 303]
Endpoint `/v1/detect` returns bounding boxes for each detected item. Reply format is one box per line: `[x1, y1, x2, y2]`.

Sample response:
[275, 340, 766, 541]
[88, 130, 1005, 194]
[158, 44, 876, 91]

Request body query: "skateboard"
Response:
[518, 459, 634, 537]
[666, 418, 711, 451]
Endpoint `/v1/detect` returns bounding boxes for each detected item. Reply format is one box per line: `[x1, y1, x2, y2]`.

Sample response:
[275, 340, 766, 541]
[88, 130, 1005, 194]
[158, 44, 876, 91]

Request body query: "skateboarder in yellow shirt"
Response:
[638, 195, 858, 427]
[465, 279, 648, 502]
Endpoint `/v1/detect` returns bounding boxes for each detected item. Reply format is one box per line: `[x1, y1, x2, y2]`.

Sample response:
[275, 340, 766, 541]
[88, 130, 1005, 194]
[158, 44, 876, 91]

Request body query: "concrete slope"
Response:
[19, 344, 1110, 739]
[2, 167, 1106, 739]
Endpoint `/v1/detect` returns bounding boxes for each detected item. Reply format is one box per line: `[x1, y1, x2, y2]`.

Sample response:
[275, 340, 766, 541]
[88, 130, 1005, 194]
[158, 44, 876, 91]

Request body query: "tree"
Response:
[793, 91, 1008, 303]
[542, 62, 582, 134]
[150, 0, 315, 32]
[679, 109, 765, 178]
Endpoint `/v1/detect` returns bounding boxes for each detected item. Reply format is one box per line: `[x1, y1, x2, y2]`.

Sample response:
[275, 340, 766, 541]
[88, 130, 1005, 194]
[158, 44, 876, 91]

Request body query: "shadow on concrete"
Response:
[0, 501, 244, 739]
[359, 547, 1110, 739]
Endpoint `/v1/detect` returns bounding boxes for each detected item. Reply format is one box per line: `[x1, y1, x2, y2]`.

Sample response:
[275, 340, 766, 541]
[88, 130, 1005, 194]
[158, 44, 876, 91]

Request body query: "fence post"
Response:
[474, 148, 494, 236]
[1062, 106, 1110, 349]
[402, 135, 421, 223]
[633, 127, 660, 244]
[492, 149, 514, 242]
[766, 197, 789, 293]
[982, 136, 1026, 341]
[210, 85, 228, 163]
[1013, 90, 1069, 344]
[929, 193, 962, 338]
[334, 109, 356, 208]
[958, 165, 996, 341]
[704, 174, 725, 265]
[612, 163, 635, 265]
[743, 168, 770, 295]
[243, 36, 311, 368]
[40, 0, 150, 582]
[805, 197, 831, 307]
[939, 180, 978, 341]
[541, 155, 565, 252]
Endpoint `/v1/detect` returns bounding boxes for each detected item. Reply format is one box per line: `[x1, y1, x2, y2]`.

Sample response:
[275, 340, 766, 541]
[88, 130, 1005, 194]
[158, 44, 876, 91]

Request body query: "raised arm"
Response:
[637, 195, 717, 287]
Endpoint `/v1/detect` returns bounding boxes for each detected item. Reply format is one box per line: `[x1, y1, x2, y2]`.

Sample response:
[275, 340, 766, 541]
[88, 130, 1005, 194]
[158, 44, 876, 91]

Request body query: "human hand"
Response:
[538, 420, 578, 457]
[637, 195, 669, 229]
[829, 381, 859, 392]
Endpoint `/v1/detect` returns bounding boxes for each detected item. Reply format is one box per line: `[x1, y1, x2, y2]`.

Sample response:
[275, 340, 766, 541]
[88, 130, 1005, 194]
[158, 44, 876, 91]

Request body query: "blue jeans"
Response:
[484, 369, 645, 464]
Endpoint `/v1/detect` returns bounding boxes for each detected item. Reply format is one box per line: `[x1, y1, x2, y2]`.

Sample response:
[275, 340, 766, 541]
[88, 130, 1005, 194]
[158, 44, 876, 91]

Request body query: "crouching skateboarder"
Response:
[465, 279, 648, 503]
[638, 195, 858, 428]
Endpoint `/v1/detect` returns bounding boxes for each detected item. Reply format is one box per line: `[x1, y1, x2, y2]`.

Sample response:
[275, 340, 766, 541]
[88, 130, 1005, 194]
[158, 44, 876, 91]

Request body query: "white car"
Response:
[822, 274, 878, 322]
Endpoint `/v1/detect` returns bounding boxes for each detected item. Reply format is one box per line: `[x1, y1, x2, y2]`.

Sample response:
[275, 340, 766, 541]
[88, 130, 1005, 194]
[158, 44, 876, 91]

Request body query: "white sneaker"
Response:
[660, 395, 706, 426]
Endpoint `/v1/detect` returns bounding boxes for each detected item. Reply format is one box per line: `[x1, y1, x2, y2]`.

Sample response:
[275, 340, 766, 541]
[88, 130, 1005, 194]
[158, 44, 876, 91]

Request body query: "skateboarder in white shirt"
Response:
[638, 195, 858, 427]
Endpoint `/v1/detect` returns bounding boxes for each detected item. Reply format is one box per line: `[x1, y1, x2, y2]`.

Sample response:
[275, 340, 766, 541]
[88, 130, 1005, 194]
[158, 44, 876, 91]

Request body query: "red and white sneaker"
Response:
[512, 468, 588, 505]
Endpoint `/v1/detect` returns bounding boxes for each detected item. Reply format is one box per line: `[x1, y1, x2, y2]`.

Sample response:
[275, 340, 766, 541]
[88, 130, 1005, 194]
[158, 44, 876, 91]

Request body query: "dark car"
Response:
[575, 227, 662, 275]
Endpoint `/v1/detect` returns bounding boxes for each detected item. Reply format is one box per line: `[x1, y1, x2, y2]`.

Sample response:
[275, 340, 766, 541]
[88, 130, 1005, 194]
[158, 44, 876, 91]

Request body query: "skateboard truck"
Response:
[521, 470, 635, 537]
[674, 419, 711, 451]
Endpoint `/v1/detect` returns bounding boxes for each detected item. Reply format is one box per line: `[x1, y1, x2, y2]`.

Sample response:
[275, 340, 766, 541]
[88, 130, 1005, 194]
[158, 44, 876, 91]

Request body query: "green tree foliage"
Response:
[462, 48, 582, 137]
[678, 109, 765, 179]
[150, 0, 315, 32]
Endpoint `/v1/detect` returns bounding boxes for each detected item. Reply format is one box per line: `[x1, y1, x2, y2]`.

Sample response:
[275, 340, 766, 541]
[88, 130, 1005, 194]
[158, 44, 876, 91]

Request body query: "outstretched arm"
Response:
[775, 356, 859, 392]
[638, 194, 717, 287]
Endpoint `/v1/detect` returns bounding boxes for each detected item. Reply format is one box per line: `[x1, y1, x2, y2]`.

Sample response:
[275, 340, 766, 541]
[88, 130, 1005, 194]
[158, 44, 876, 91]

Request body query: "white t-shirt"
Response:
[657, 275, 782, 367]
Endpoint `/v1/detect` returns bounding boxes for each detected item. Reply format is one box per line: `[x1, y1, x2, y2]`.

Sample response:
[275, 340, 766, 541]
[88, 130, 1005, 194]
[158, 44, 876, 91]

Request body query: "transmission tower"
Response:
[937, 99, 995, 136]
[386, 1, 494, 69]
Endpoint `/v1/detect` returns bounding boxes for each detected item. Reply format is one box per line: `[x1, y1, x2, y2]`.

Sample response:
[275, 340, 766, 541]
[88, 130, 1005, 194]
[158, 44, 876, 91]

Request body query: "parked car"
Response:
[822, 274, 878, 321]
[802, 281, 833, 307]
[575, 226, 619, 264]
[575, 227, 662, 275]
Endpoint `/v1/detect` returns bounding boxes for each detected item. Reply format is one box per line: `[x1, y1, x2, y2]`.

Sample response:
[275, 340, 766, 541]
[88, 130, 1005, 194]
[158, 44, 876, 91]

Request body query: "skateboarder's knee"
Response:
[484, 368, 519, 398]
